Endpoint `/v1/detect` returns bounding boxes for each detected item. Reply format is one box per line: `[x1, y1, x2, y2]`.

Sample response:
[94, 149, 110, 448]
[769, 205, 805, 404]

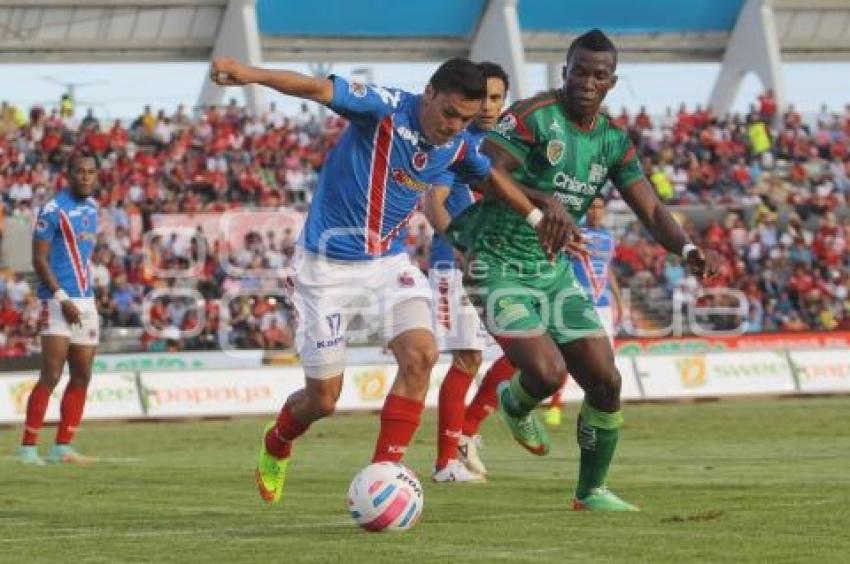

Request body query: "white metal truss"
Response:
[0, 0, 227, 63]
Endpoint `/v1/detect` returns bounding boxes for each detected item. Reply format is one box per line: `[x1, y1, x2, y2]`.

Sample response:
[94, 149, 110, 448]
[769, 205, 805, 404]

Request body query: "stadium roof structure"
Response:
[2, 0, 850, 116]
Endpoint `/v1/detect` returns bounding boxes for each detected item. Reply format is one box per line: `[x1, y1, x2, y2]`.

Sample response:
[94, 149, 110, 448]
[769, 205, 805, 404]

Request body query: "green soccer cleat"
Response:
[256, 422, 289, 504]
[572, 487, 640, 512]
[47, 444, 95, 464]
[14, 445, 46, 466]
[496, 382, 550, 456]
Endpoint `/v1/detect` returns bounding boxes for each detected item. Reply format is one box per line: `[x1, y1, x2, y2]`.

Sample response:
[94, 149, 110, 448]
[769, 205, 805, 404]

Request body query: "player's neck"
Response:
[557, 89, 598, 131]
[67, 188, 88, 201]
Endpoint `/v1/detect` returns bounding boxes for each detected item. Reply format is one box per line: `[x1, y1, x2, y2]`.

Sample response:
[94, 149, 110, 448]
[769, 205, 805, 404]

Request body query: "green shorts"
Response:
[466, 258, 604, 344]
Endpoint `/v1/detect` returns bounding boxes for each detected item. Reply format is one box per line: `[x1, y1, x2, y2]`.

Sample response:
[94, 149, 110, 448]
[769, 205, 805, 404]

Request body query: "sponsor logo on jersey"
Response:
[349, 82, 367, 98]
[553, 172, 597, 196]
[546, 139, 565, 166]
[396, 125, 420, 146]
[589, 163, 608, 183]
[495, 113, 517, 136]
[391, 169, 430, 192]
[412, 150, 428, 171]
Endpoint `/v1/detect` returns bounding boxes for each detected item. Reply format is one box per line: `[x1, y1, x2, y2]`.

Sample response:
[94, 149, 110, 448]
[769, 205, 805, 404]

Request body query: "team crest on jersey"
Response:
[35, 219, 48, 232]
[495, 113, 517, 136]
[412, 150, 428, 171]
[546, 140, 566, 166]
[391, 169, 430, 192]
[349, 82, 367, 98]
[81, 216, 89, 228]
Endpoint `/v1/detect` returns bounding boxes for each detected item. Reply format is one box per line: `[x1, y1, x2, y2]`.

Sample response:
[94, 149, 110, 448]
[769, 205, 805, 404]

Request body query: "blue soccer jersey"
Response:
[572, 227, 615, 307]
[33, 189, 98, 299]
[300, 76, 492, 260]
[428, 124, 487, 271]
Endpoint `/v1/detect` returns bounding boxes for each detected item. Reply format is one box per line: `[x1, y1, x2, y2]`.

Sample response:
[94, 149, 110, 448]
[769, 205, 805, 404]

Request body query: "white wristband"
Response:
[525, 208, 544, 228]
[54, 289, 69, 302]
[681, 243, 698, 259]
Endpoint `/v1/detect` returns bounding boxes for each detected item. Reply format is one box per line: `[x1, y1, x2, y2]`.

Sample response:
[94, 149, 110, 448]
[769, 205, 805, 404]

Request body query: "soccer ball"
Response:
[347, 462, 424, 532]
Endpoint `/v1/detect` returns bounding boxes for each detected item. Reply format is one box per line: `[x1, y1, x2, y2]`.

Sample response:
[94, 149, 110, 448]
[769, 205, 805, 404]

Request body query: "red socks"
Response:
[22, 383, 52, 446]
[55, 384, 88, 444]
[372, 394, 423, 463]
[436, 366, 475, 470]
[462, 355, 517, 437]
[265, 404, 310, 460]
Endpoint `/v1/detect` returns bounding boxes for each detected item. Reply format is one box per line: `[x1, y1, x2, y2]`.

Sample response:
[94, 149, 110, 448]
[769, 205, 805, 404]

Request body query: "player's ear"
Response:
[424, 84, 435, 100]
[561, 64, 568, 83]
[609, 73, 618, 89]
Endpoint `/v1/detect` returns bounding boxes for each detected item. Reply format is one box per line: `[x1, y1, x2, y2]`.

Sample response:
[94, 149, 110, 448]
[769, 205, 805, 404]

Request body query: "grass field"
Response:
[2, 396, 850, 563]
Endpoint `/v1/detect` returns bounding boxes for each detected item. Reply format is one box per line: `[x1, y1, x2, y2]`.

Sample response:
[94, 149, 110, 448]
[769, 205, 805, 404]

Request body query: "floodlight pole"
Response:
[197, 0, 266, 117]
[708, 0, 786, 123]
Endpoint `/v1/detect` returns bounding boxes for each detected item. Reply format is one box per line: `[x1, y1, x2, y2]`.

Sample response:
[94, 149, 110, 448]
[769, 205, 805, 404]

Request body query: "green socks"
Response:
[501, 375, 541, 417]
[575, 401, 623, 499]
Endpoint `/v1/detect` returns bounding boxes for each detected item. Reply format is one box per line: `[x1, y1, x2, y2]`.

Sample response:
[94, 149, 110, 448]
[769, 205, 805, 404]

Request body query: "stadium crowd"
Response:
[1, 90, 849, 357]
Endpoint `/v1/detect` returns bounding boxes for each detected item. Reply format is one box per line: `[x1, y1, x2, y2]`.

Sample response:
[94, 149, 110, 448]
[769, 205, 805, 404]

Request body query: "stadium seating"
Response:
[1, 94, 849, 357]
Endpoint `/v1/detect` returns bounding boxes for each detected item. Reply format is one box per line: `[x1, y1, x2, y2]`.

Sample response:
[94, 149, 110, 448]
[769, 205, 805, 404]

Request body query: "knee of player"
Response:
[453, 350, 482, 375]
[398, 342, 439, 375]
[38, 373, 62, 389]
[308, 390, 339, 418]
[525, 355, 566, 387]
[598, 368, 622, 400]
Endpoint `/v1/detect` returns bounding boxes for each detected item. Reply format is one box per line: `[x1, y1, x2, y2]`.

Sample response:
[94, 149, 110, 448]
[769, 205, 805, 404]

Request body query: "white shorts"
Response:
[292, 249, 433, 378]
[429, 268, 487, 352]
[41, 298, 100, 346]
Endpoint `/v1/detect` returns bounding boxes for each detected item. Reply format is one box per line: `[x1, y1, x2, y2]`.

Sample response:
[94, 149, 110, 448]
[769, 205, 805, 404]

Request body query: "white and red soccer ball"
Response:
[347, 462, 424, 532]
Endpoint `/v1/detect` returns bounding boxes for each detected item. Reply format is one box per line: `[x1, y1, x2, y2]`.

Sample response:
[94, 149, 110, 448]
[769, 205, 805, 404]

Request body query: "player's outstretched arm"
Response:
[210, 57, 333, 105]
[619, 178, 719, 279]
[422, 185, 452, 235]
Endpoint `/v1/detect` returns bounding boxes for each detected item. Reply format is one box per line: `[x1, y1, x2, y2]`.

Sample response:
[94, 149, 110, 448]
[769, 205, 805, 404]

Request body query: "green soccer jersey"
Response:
[453, 91, 644, 274]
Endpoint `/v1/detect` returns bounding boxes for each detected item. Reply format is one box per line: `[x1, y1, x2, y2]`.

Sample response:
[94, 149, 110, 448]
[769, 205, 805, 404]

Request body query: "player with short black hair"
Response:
[15, 152, 100, 465]
[210, 55, 574, 504]
[445, 29, 719, 510]
[422, 61, 510, 483]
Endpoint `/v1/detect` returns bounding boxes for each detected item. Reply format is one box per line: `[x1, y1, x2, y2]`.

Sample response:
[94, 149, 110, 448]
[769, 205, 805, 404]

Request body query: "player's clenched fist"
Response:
[684, 246, 720, 280]
[210, 57, 252, 86]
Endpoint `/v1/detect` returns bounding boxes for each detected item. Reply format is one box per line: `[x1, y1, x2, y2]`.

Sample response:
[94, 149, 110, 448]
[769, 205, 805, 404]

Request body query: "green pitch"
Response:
[2, 397, 849, 563]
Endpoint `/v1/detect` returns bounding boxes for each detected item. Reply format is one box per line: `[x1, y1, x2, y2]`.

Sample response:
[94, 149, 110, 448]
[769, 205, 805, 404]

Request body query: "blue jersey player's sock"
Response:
[436, 366, 475, 470]
[463, 354, 516, 436]
[575, 402, 623, 499]
[22, 383, 52, 446]
[372, 394, 423, 463]
[56, 384, 87, 444]
[265, 404, 309, 460]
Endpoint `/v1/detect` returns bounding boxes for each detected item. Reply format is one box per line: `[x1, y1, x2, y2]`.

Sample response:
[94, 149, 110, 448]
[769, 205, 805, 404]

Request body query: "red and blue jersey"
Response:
[301, 76, 491, 261]
[428, 124, 487, 271]
[33, 189, 98, 299]
[571, 227, 615, 307]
